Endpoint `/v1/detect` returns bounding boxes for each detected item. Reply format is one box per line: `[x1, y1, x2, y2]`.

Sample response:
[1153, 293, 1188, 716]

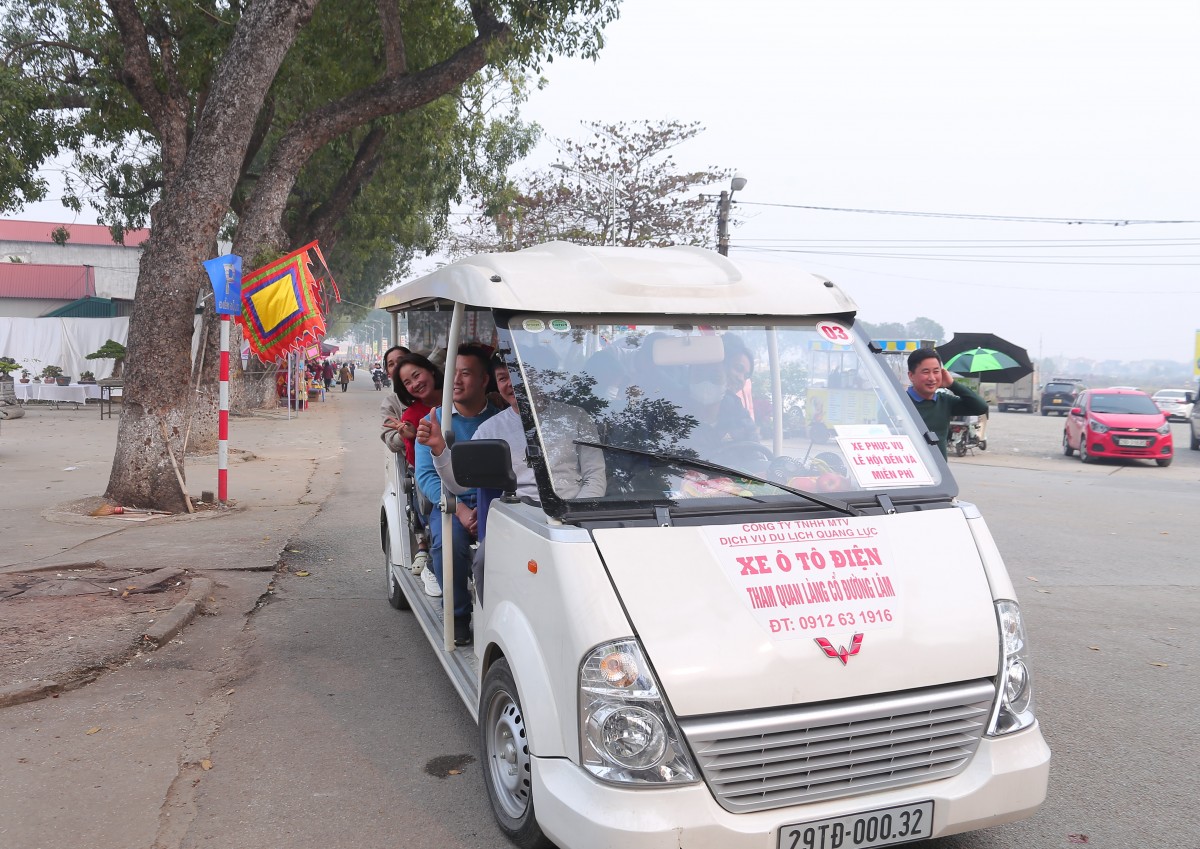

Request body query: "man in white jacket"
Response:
[422, 352, 607, 501]
[418, 352, 607, 605]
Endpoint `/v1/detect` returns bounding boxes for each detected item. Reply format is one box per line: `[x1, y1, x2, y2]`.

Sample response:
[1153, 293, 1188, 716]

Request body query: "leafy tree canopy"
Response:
[1, 0, 622, 511]
[449, 119, 730, 254]
[1, 0, 617, 263]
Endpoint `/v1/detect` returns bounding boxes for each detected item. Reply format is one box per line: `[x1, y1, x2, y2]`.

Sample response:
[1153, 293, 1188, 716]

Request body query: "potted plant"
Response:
[86, 339, 127, 379]
[0, 357, 20, 383]
[19, 369, 31, 384]
[79, 370, 96, 384]
[40, 365, 64, 385]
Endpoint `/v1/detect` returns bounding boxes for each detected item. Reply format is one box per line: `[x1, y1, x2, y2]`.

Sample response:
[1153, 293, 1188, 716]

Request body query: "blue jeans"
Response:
[427, 508, 474, 618]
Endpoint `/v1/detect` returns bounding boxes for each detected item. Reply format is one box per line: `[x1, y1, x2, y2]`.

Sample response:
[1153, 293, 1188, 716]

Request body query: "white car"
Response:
[1151, 389, 1195, 422]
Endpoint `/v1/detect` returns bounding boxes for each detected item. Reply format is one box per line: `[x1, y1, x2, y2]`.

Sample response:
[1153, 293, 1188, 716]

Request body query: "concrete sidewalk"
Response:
[0, 391, 349, 706]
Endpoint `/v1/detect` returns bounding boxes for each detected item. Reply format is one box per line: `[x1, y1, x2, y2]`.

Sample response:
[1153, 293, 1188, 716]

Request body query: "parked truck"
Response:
[996, 373, 1037, 413]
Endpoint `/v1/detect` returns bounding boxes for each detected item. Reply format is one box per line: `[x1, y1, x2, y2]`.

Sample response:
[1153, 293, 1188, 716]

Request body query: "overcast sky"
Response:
[512, 0, 1200, 364]
[15, 0, 1198, 364]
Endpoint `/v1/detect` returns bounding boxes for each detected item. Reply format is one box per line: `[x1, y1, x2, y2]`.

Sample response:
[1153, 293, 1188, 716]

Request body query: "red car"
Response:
[1062, 388, 1173, 466]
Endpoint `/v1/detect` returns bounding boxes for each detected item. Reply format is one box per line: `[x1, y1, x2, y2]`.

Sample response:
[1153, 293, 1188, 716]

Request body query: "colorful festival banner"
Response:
[240, 242, 339, 363]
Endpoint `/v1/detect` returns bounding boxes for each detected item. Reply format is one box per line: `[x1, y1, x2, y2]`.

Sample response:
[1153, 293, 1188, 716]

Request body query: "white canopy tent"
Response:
[0, 316, 203, 380]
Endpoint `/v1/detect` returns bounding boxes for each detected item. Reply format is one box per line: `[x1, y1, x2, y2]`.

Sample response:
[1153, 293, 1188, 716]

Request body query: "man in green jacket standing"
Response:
[907, 348, 990, 458]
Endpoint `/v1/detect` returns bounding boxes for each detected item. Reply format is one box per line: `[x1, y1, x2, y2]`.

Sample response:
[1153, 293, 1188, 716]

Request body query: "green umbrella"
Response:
[943, 347, 1020, 375]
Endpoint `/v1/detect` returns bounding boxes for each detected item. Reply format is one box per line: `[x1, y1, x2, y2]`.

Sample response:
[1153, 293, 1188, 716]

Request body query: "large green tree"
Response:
[450, 119, 729, 254]
[1, 0, 617, 511]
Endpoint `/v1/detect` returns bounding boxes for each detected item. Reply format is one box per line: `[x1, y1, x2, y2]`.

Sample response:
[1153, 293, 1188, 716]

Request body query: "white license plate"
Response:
[779, 801, 934, 849]
[1116, 438, 1148, 447]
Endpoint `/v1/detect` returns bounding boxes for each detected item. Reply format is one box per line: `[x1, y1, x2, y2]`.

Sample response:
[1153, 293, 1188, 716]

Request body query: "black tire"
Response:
[1062, 431, 1074, 456]
[955, 437, 967, 457]
[385, 535, 409, 611]
[1041, 409, 1048, 417]
[1190, 423, 1199, 450]
[1079, 433, 1093, 464]
[978, 439, 987, 451]
[1157, 456, 1173, 467]
[479, 659, 551, 849]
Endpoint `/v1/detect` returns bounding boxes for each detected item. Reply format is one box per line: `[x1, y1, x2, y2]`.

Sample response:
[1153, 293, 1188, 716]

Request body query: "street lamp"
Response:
[717, 173, 747, 256]
[365, 319, 386, 362]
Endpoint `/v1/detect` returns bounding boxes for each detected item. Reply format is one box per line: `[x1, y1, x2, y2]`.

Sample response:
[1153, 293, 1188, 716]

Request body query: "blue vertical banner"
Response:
[203, 254, 243, 316]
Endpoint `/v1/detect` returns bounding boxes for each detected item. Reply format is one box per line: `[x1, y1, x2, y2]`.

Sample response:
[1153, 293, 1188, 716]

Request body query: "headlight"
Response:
[988, 601, 1037, 735]
[1088, 418, 1108, 434]
[579, 640, 699, 785]
[1157, 422, 1171, 434]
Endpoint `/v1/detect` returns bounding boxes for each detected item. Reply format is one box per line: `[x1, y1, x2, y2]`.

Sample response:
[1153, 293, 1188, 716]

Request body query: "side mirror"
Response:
[1069, 407, 1082, 416]
[451, 439, 518, 493]
[1187, 391, 1196, 404]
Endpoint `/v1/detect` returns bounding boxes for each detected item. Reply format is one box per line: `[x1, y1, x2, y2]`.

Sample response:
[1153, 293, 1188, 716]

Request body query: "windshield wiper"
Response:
[574, 440, 863, 517]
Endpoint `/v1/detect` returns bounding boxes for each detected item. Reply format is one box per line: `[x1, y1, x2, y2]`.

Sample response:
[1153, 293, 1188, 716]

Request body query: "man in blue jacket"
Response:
[907, 347, 989, 458]
[414, 343, 498, 644]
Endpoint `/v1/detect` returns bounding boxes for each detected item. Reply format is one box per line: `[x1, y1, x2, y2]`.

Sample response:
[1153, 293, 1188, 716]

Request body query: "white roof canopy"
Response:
[375, 242, 858, 318]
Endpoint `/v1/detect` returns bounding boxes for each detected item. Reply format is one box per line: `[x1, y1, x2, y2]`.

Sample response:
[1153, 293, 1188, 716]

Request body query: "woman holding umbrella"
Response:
[907, 347, 990, 458]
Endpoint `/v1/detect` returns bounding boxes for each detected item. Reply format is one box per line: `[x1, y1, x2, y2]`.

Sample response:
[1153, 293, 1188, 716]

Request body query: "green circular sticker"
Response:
[548, 318, 571, 333]
[522, 318, 545, 333]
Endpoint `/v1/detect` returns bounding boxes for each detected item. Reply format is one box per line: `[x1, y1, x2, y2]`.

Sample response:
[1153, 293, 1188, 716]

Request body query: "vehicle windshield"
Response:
[1154, 391, 1185, 400]
[503, 316, 945, 507]
[1090, 393, 1162, 415]
[1045, 383, 1077, 394]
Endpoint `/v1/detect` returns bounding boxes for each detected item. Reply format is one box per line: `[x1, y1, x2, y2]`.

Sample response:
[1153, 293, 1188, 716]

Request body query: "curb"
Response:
[142, 576, 214, 647]
[0, 679, 62, 709]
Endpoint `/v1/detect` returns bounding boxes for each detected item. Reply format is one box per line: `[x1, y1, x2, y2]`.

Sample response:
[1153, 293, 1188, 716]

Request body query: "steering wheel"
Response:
[712, 440, 774, 474]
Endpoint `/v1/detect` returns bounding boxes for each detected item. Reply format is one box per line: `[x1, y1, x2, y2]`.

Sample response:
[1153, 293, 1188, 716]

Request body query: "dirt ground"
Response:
[0, 565, 189, 690]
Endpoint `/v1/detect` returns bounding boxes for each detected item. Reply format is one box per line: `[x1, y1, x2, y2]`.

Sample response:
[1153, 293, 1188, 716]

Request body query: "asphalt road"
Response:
[248, 404, 1195, 849]
[930, 410, 1200, 849]
[5, 395, 1197, 849]
[172, 381, 508, 849]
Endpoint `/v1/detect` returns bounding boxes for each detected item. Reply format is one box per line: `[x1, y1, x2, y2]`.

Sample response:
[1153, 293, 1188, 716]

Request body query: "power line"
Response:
[737, 245, 1200, 266]
[735, 201, 1200, 227]
[757, 253, 1200, 296]
[734, 237, 1200, 246]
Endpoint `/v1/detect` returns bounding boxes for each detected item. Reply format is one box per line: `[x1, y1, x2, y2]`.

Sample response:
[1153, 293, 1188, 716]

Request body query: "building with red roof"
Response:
[0, 219, 147, 316]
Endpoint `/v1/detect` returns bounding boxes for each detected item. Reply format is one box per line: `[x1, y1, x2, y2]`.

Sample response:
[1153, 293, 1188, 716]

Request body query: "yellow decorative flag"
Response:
[240, 242, 338, 362]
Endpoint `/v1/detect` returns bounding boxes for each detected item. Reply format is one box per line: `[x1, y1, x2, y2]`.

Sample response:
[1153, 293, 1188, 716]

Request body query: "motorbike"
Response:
[948, 415, 987, 456]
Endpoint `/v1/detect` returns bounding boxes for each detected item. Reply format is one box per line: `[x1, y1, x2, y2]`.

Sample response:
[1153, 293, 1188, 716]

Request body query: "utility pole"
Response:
[715, 174, 747, 256]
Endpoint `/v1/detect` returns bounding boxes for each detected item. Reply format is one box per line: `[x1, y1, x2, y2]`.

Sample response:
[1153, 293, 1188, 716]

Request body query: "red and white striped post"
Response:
[218, 314, 230, 503]
[203, 253, 241, 506]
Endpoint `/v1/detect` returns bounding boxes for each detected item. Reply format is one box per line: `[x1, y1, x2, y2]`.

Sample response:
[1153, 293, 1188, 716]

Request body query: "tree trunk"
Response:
[105, 0, 320, 511]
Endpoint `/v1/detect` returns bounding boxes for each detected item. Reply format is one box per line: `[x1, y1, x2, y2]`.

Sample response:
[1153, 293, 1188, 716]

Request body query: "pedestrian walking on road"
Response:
[338, 363, 352, 392]
[322, 359, 335, 390]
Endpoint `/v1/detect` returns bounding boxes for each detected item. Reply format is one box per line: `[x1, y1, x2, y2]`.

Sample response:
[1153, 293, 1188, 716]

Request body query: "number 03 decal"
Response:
[815, 320, 852, 345]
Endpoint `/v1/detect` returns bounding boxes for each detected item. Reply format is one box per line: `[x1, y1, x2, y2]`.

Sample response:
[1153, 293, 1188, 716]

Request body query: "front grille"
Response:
[680, 679, 995, 814]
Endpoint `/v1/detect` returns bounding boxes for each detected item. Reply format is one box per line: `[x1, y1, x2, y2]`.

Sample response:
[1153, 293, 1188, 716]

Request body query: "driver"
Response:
[680, 362, 756, 448]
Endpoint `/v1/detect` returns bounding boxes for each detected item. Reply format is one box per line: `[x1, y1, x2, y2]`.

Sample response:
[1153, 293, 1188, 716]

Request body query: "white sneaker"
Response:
[410, 551, 430, 576]
[421, 566, 442, 598]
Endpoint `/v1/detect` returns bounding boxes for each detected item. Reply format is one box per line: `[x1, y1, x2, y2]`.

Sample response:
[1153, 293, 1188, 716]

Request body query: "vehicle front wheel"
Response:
[1041, 409, 1048, 416]
[1190, 423, 1199, 451]
[1062, 431, 1074, 456]
[1157, 456, 1173, 467]
[480, 659, 551, 849]
[1079, 434, 1093, 463]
